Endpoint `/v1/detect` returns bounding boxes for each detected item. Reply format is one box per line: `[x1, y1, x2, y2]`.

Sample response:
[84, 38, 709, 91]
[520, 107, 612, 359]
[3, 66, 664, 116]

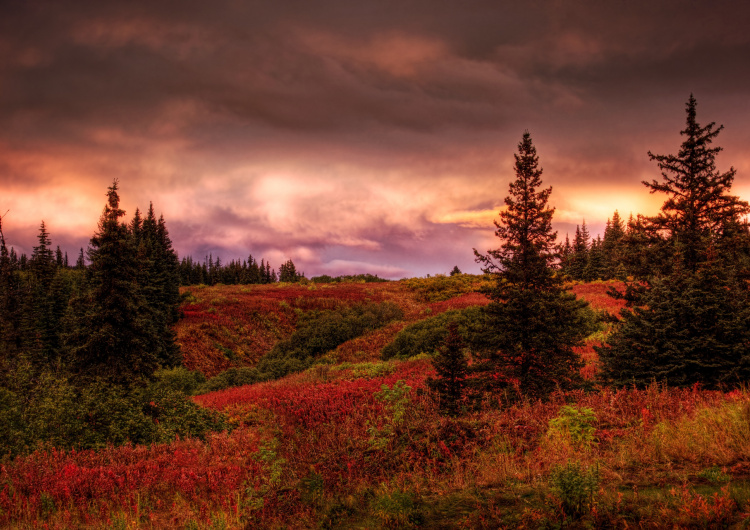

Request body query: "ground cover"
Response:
[2, 279, 749, 528]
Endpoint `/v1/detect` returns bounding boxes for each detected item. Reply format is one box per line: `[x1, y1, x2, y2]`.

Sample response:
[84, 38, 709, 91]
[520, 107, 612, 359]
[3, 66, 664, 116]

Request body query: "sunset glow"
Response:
[2, 1, 749, 277]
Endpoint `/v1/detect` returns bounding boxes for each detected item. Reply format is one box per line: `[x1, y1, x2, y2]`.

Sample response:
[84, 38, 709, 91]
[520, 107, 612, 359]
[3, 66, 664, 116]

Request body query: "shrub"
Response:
[381, 306, 485, 360]
[151, 366, 207, 395]
[549, 461, 599, 518]
[402, 274, 487, 302]
[257, 301, 403, 380]
[199, 367, 262, 394]
[547, 405, 598, 450]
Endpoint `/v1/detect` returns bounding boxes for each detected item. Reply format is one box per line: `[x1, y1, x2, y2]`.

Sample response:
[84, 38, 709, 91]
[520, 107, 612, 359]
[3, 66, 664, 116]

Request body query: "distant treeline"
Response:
[4, 239, 389, 287]
[558, 210, 750, 282]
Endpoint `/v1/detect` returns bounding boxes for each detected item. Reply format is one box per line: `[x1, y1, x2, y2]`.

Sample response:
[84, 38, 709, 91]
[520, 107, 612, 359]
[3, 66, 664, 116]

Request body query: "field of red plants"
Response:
[2, 278, 749, 528]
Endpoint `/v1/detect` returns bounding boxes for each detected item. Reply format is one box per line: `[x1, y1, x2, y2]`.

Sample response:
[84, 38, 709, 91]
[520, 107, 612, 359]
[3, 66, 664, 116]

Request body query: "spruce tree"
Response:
[427, 322, 469, 416]
[568, 223, 590, 280]
[64, 180, 161, 385]
[602, 210, 626, 278]
[645, 94, 748, 273]
[600, 96, 750, 388]
[474, 132, 591, 400]
[0, 214, 22, 357]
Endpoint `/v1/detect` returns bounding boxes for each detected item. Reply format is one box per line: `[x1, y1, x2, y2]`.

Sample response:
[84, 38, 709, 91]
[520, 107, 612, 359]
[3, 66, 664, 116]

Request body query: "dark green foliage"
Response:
[199, 367, 261, 394]
[566, 222, 589, 281]
[133, 206, 182, 368]
[601, 96, 750, 389]
[0, 358, 227, 458]
[257, 301, 403, 379]
[549, 461, 600, 518]
[474, 132, 591, 400]
[0, 215, 22, 357]
[601, 210, 626, 278]
[598, 260, 750, 388]
[180, 253, 281, 286]
[427, 322, 469, 417]
[583, 236, 605, 281]
[279, 259, 302, 283]
[449, 265, 462, 276]
[402, 274, 483, 302]
[645, 94, 750, 274]
[150, 366, 207, 395]
[64, 181, 163, 385]
[381, 306, 485, 360]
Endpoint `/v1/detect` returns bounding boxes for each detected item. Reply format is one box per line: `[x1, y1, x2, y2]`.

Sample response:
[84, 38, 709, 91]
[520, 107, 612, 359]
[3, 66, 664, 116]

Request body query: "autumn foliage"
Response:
[1, 280, 750, 528]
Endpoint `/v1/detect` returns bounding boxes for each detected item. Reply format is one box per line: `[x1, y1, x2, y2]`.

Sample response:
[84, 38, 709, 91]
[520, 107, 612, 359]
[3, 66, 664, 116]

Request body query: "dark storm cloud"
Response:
[1, 0, 749, 277]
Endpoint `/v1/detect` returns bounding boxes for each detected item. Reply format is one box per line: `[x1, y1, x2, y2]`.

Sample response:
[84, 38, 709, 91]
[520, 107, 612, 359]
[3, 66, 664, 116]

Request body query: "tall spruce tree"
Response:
[64, 180, 161, 385]
[474, 132, 591, 400]
[599, 96, 750, 389]
[568, 223, 590, 280]
[602, 210, 626, 278]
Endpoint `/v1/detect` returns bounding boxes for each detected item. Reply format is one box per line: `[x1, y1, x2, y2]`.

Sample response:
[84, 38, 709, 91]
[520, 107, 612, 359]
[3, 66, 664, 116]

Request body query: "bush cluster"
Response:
[201, 301, 404, 392]
[0, 362, 227, 459]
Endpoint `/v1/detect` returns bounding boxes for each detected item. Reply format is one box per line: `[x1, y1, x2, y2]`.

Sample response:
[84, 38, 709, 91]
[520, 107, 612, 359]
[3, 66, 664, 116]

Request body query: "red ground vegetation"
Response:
[4, 280, 748, 527]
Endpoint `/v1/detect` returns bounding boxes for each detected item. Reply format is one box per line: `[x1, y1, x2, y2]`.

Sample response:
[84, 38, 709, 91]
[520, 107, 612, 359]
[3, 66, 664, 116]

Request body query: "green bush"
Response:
[402, 274, 487, 302]
[381, 306, 485, 360]
[199, 367, 262, 394]
[256, 301, 403, 379]
[547, 405, 598, 450]
[549, 461, 600, 518]
[151, 366, 207, 395]
[0, 362, 228, 458]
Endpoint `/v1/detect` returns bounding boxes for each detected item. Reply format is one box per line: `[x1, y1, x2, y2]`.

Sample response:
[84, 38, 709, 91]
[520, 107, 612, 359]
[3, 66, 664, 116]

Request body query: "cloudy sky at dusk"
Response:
[2, 0, 750, 278]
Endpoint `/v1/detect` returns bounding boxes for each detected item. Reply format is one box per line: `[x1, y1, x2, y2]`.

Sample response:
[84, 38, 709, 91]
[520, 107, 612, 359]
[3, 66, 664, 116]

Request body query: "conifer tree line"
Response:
[0, 181, 227, 455]
[178, 254, 306, 285]
[0, 181, 183, 383]
[429, 95, 750, 418]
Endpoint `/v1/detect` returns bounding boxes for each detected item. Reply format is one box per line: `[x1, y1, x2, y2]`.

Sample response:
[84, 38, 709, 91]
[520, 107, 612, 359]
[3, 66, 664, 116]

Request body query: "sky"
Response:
[2, 0, 750, 278]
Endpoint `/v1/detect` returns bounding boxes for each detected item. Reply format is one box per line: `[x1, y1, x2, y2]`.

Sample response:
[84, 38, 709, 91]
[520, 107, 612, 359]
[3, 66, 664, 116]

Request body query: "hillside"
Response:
[2, 279, 749, 529]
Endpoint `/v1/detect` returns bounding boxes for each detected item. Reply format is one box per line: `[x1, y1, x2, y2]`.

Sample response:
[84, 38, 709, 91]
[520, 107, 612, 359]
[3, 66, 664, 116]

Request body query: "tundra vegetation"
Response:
[1, 97, 750, 528]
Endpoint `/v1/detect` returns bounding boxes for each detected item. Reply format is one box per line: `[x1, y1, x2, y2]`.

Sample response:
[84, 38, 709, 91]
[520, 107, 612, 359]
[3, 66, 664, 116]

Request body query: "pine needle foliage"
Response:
[600, 96, 750, 389]
[427, 322, 469, 417]
[474, 132, 591, 400]
[65, 180, 162, 385]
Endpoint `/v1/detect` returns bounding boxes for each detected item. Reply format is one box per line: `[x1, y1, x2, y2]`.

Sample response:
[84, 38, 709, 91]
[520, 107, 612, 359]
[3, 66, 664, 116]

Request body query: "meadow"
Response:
[1, 277, 749, 528]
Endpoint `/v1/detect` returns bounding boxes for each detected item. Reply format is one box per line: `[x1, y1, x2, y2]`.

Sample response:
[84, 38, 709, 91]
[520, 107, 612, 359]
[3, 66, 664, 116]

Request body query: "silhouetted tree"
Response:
[427, 322, 469, 416]
[64, 180, 161, 385]
[474, 132, 591, 400]
[600, 96, 750, 389]
[279, 259, 300, 283]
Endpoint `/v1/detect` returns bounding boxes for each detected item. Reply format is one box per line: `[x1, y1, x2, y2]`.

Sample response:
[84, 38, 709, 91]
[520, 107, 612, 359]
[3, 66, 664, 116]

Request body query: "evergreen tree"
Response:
[568, 223, 589, 280]
[279, 259, 299, 283]
[64, 180, 161, 385]
[133, 205, 181, 368]
[602, 210, 626, 278]
[30, 221, 56, 290]
[583, 236, 605, 281]
[600, 96, 750, 389]
[474, 132, 591, 400]
[27, 222, 59, 361]
[427, 322, 469, 416]
[645, 94, 749, 273]
[75, 248, 85, 270]
[0, 214, 22, 357]
[558, 234, 573, 276]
